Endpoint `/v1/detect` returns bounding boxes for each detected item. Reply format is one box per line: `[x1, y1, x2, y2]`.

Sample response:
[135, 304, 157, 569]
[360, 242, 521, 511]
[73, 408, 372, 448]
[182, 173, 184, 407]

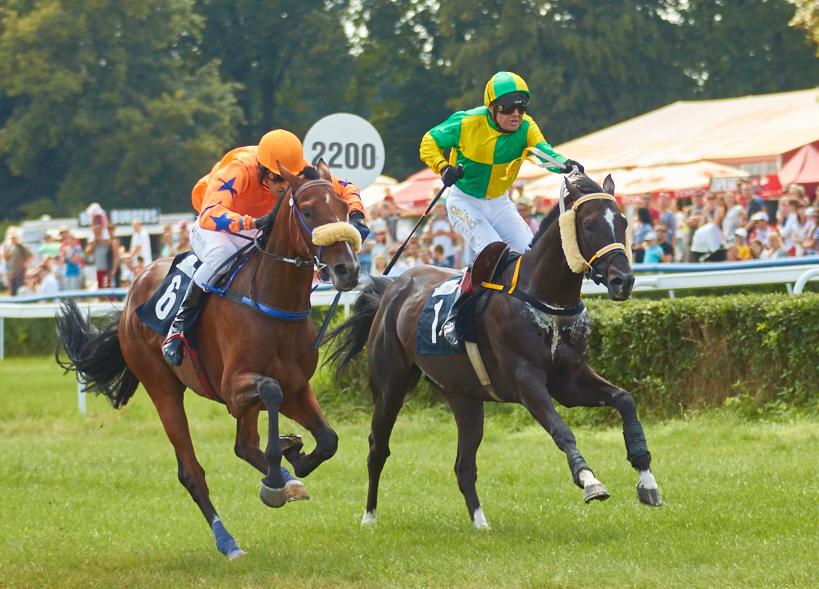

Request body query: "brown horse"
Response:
[328, 173, 662, 529]
[56, 161, 360, 559]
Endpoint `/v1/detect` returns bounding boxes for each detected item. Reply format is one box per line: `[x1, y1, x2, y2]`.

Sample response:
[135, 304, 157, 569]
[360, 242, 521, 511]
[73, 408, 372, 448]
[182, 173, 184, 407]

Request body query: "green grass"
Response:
[1, 357, 817, 588]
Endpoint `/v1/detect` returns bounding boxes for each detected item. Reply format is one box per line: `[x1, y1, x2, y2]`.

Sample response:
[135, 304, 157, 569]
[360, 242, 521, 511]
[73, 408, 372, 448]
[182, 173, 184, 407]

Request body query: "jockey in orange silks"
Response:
[162, 129, 367, 367]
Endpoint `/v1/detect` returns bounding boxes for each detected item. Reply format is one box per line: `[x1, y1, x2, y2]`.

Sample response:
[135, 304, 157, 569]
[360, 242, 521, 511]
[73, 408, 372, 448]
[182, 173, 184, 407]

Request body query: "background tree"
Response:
[195, 0, 357, 146]
[790, 0, 819, 56]
[0, 0, 241, 218]
[677, 0, 818, 97]
[349, 0, 454, 178]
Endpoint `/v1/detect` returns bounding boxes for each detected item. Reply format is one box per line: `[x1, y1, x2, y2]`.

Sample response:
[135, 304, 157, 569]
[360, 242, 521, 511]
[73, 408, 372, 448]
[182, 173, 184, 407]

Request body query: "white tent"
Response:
[361, 175, 399, 208]
[524, 161, 749, 198]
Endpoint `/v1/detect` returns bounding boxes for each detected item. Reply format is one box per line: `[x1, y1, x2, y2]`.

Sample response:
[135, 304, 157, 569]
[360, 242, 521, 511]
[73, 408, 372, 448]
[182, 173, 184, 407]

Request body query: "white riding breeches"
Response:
[190, 222, 259, 288]
[445, 186, 534, 255]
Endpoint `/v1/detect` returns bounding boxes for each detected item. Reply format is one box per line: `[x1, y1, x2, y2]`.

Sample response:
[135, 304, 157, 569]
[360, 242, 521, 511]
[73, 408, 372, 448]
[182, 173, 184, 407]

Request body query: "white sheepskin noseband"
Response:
[311, 222, 362, 251]
[558, 196, 633, 273]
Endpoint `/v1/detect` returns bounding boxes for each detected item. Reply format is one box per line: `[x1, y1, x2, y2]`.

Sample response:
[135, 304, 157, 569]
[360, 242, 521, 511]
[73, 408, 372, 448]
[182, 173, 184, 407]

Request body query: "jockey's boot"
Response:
[162, 282, 207, 366]
[441, 269, 473, 346]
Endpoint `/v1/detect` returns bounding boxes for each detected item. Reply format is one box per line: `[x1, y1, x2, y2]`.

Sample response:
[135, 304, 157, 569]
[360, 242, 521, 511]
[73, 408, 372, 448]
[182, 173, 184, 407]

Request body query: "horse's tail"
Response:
[324, 276, 391, 377]
[55, 299, 139, 409]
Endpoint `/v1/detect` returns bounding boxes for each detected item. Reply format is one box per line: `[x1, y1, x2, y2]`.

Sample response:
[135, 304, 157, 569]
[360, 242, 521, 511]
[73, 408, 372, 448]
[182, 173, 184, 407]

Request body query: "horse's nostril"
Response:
[610, 276, 623, 288]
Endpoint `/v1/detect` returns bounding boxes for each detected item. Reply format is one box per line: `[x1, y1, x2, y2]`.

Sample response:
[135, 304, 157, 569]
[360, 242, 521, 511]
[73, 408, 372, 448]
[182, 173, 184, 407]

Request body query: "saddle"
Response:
[453, 242, 516, 343]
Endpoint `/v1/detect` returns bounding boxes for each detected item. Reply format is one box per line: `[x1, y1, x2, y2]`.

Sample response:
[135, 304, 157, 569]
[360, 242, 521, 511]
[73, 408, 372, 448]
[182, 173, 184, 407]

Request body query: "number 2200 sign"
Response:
[312, 142, 377, 170]
[303, 113, 385, 190]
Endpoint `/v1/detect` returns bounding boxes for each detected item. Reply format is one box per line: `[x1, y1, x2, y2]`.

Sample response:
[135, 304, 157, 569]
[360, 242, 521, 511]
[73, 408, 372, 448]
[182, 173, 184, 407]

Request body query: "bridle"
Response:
[253, 178, 337, 275]
[559, 187, 631, 286]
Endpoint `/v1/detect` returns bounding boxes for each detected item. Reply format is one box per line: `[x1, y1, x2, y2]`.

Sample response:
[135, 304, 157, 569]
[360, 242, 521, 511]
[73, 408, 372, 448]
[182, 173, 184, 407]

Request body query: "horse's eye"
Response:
[302, 208, 312, 219]
[583, 219, 594, 231]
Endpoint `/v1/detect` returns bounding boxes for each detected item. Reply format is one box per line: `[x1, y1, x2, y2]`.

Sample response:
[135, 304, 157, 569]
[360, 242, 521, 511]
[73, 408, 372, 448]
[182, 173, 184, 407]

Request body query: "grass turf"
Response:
[0, 357, 816, 588]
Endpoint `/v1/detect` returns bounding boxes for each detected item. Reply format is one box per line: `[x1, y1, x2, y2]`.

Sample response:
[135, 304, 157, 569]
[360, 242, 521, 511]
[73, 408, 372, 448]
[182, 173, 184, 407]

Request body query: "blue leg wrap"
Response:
[279, 465, 294, 484]
[212, 518, 240, 556]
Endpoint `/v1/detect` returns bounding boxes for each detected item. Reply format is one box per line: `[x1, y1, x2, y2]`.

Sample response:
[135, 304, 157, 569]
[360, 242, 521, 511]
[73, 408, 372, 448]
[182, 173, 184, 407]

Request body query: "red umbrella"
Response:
[391, 168, 443, 212]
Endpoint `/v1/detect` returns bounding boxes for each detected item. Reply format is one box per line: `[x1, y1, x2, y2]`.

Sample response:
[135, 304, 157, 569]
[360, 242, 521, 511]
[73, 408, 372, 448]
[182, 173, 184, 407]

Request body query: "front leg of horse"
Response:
[280, 383, 339, 478]
[520, 384, 609, 504]
[611, 390, 662, 506]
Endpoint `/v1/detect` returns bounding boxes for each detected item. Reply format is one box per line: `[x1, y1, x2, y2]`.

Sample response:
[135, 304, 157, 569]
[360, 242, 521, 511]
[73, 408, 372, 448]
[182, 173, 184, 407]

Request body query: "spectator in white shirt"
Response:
[129, 219, 152, 264]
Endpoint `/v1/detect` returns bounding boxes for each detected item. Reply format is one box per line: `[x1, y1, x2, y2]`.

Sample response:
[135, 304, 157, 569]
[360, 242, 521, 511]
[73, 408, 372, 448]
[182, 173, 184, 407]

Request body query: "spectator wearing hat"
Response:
[641, 231, 665, 264]
[516, 196, 540, 234]
[733, 227, 753, 261]
[747, 211, 771, 246]
[3, 228, 33, 295]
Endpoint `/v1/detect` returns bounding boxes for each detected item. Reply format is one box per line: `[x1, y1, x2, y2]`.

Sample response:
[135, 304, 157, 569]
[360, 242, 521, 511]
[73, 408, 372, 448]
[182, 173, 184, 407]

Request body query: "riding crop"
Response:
[312, 182, 451, 349]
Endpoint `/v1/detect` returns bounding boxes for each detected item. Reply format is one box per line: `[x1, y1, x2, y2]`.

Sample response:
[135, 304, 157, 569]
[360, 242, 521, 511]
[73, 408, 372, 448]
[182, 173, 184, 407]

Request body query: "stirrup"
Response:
[162, 333, 188, 366]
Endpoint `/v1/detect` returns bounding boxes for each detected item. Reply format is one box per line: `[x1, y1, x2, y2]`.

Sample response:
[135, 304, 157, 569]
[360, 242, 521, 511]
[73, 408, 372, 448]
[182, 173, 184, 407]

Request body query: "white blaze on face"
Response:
[603, 208, 617, 240]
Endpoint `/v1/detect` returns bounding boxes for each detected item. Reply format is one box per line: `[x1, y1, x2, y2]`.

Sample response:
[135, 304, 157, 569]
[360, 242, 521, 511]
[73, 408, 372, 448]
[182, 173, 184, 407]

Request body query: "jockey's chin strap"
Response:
[558, 192, 630, 284]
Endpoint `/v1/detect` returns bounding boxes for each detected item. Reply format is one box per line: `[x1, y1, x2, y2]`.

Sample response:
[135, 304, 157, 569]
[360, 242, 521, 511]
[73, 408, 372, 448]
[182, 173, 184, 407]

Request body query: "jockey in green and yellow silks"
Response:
[420, 71, 584, 255]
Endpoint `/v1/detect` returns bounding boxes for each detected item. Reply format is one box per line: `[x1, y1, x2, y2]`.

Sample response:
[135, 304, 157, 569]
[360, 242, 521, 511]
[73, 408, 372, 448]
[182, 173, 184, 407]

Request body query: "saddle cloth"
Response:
[136, 252, 201, 336]
[415, 276, 465, 355]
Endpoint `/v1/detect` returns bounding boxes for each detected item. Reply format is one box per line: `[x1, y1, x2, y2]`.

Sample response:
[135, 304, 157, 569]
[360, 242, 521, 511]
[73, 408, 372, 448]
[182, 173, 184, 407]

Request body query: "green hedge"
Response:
[6, 294, 818, 417]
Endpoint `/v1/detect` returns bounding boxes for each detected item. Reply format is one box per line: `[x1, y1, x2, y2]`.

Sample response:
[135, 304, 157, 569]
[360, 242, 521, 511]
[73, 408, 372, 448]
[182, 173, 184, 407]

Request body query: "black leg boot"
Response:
[162, 282, 207, 366]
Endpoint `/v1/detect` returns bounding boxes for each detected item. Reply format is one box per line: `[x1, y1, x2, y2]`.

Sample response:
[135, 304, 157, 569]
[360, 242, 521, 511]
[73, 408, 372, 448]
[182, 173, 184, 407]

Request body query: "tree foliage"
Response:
[0, 0, 241, 217]
[0, 0, 816, 220]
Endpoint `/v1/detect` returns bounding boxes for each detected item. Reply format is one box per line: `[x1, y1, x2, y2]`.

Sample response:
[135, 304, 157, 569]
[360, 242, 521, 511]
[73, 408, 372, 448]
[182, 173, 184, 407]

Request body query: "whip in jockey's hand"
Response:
[419, 71, 583, 345]
[440, 164, 464, 187]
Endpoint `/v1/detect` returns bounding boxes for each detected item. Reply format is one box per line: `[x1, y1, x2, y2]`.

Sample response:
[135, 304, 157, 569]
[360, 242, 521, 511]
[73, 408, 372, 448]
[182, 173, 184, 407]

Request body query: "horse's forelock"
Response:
[529, 174, 606, 248]
[302, 166, 321, 180]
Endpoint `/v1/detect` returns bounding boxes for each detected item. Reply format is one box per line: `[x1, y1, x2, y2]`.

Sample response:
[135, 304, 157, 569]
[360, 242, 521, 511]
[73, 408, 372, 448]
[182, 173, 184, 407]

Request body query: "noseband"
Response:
[558, 192, 632, 284]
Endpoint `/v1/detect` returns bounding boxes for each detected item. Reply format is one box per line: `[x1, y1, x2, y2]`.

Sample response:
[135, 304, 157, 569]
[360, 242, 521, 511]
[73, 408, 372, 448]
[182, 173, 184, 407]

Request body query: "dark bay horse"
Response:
[56, 161, 360, 559]
[328, 173, 662, 529]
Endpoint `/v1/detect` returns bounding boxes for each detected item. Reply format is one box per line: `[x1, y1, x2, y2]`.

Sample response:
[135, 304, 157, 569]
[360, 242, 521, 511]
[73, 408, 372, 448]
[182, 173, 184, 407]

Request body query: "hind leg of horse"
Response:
[551, 365, 661, 506]
[279, 383, 339, 478]
[148, 386, 245, 559]
[362, 365, 421, 526]
[519, 378, 609, 504]
[446, 395, 488, 529]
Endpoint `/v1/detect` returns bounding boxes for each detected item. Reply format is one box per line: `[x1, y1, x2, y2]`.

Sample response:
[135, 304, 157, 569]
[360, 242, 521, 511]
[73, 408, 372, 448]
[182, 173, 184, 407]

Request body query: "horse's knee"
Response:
[258, 379, 282, 411]
[611, 389, 638, 417]
[315, 427, 338, 460]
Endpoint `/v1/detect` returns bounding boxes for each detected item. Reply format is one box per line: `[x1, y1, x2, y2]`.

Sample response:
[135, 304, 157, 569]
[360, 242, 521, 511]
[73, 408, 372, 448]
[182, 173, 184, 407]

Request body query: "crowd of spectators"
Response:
[2, 181, 818, 296]
[630, 181, 818, 263]
[0, 204, 192, 298]
[359, 180, 818, 276]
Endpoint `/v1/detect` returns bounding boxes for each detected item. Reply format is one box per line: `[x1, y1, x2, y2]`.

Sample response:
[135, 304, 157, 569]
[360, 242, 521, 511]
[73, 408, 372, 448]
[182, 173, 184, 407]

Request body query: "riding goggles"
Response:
[495, 104, 528, 115]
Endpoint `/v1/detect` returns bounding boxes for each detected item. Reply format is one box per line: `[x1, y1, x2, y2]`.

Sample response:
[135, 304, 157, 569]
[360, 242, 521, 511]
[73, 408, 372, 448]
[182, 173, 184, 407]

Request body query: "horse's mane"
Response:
[529, 174, 604, 247]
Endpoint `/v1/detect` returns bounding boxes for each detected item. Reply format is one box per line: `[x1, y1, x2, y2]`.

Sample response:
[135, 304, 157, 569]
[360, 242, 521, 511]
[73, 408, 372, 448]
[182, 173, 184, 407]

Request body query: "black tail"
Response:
[55, 299, 139, 409]
[324, 276, 391, 377]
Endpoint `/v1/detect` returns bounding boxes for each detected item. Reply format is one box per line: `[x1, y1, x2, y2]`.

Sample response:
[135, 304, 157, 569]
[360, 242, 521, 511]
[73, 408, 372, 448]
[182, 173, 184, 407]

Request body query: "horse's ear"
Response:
[277, 161, 299, 187]
[563, 177, 583, 200]
[316, 158, 333, 182]
[602, 174, 615, 196]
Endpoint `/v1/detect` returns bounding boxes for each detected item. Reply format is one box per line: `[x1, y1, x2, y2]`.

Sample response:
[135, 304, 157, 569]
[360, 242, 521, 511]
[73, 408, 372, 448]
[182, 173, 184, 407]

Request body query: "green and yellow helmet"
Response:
[483, 71, 530, 107]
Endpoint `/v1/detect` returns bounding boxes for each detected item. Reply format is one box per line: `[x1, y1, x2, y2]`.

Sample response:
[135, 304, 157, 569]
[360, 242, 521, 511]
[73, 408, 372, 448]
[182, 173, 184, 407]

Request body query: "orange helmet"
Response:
[257, 129, 306, 175]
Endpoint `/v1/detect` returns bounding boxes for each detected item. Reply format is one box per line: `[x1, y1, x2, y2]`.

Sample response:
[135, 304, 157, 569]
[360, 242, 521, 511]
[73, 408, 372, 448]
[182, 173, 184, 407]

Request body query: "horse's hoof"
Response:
[260, 482, 288, 508]
[227, 548, 246, 561]
[284, 479, 310, 502]
[472, 507, 491, 530]
[637, 485, 663, 506]
[279, 434, 303, 453]
[583, 482, 610, 503]
[361, 510, 377, 526]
